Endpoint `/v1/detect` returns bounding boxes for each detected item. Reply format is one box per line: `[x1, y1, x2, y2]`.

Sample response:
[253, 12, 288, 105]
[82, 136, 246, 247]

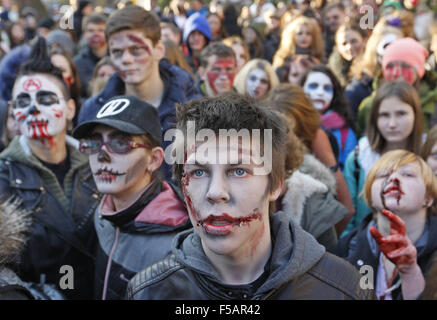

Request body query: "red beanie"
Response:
[382, 37, 429, 79]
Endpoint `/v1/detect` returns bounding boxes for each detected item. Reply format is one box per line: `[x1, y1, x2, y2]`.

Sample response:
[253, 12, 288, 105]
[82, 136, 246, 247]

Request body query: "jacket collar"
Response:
[0, 135, 91, 211]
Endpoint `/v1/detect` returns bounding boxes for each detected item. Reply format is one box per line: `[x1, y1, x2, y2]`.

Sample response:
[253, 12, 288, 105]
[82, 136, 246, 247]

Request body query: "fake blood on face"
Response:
[381, 177, 404, 207]
[197, 212, 262, 235]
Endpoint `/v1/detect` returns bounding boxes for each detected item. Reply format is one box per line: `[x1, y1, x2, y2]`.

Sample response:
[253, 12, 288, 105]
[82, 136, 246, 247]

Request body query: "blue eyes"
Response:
[190, 168, 248, 178]
[193, 169, 206, 178]
[307, 82, 333, 93]
[233, 168, 247, 177]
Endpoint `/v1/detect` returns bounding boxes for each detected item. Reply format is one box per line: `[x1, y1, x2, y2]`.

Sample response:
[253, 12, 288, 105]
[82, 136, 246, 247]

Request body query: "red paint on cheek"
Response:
[14, 111, 26, 122]
[181, 160, 200, 223]
[384, 67, 416, 84]
[206, 58, 236, 94]
[52, 108, 64, 118]
[22, 78, 42, 92]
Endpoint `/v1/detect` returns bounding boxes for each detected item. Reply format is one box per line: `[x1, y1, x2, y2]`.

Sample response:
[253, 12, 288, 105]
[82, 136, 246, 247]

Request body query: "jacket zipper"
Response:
[102, 227, 120, 300]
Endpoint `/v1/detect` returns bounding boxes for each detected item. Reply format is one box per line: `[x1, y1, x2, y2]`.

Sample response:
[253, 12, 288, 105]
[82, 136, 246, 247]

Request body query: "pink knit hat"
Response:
[382, 37, 429, 79]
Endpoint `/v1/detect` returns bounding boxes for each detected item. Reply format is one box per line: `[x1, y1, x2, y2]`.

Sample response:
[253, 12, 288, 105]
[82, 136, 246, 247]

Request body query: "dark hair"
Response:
[106, 5, 161, 45]
[173, 92, 288, 194]
[17, 37, 70, 99]
[82, 13, 108, 32]
[200, 42, 235, 68]
[299, 64, 355, 131]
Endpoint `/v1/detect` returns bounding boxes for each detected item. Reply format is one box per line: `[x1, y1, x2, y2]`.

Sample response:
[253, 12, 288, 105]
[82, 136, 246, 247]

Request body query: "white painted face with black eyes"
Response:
[303, 71, 334, 113]
[12, 75, 73, 140]
[246, 68, 269, 99]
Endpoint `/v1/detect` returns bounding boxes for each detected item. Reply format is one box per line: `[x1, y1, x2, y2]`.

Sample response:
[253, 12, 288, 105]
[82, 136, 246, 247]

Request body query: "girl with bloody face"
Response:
[336, 150, 437, 300]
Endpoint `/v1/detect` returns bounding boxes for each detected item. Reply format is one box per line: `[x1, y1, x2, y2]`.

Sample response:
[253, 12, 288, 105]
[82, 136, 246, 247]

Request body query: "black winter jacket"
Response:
[127, 211, 375, 300]
[0, 136, 102, 299]
[73, 45, 103, 99]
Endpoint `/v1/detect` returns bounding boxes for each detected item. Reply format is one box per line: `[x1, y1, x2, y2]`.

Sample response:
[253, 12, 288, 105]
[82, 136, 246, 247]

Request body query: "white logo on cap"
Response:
[96, 99, 130, 118]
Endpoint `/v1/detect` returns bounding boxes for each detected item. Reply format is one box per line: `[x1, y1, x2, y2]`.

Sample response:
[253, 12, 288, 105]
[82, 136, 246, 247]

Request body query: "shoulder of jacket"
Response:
[127, 253, 184, 299]
[306, 252, 374, 300]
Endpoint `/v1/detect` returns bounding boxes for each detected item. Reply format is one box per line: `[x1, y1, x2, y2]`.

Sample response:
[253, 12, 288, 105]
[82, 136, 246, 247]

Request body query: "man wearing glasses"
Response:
[72, 95, 190, 300]
[0, 38, 101, 299]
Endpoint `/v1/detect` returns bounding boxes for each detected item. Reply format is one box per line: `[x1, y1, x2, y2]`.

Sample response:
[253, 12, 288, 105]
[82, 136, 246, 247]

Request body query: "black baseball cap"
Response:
[72, 95, 162, 145]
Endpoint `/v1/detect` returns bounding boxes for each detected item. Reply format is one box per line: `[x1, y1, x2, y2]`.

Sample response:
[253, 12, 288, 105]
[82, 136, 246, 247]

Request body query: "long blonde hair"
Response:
[273, 15, 324, 68]
[233, 59, 279, 98]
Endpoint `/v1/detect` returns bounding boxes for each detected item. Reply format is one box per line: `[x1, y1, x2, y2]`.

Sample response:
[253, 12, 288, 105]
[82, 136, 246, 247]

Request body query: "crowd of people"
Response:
[0, 0, 437, 301]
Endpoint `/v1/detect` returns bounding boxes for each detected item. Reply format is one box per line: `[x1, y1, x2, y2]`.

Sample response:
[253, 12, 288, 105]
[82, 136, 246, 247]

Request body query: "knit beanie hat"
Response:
[382, 37, 429, 79]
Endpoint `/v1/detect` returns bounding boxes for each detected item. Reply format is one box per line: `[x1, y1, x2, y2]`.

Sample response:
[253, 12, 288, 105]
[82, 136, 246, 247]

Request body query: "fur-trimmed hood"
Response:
[0, 198, 31, 266]
[298, 154, 337, 195]
[282, 170, 329, 226]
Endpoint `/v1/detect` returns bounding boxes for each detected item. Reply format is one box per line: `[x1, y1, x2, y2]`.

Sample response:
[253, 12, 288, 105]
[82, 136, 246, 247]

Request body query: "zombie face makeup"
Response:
[12, 75, 72, 141]
[371, 163, 428, 214]
[203, 56, 236, 96]
[303, 71, 334, 113]
[383, 60, 418, 84]
[377, 96, 415, 146]
[246, 68, 269, 99]
[109, 30, 155, 85]
[426, 142, 437, 177]
[182, 138, 277, 257]
[88, 125, 152, 199]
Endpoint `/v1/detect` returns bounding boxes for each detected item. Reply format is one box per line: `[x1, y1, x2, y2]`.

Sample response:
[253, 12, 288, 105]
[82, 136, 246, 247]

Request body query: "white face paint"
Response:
[12, 75, 72, 141]
[303, 72, 334, 113]
[245, 68, 269, 99]
[88, 125, 151, 199]
[377, 33, 399, 64]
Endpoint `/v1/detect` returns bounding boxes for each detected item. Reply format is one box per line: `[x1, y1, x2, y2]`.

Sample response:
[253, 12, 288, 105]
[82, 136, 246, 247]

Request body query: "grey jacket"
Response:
[127, 211, 374, 300]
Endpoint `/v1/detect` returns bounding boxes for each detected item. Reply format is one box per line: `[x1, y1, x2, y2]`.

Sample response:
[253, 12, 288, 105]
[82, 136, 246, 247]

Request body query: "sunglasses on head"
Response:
[79, 137, 152, 155]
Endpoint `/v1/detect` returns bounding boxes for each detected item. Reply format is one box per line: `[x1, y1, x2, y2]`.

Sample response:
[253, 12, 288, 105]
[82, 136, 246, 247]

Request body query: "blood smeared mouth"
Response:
[26, 119, 50, 139]
[198, 212, 262, 229]
[381, 178, 404, 206]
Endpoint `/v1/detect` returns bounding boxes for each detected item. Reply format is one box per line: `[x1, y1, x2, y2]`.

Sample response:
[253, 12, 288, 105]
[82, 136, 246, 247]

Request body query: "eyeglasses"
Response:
[10, 91, 64, 109]
[79, 138, 152, 155]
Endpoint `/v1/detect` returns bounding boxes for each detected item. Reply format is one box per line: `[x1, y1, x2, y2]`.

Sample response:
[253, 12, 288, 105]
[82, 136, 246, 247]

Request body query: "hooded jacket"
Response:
[127, 211, 374, 300]
[94, 179, 191, 300]
[0, 135, 102, 299]
[281, 155, 348, 252]
[78, 59, 200, 180]
[182, 12, 211, 73]
[335, 213, 437, 300]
